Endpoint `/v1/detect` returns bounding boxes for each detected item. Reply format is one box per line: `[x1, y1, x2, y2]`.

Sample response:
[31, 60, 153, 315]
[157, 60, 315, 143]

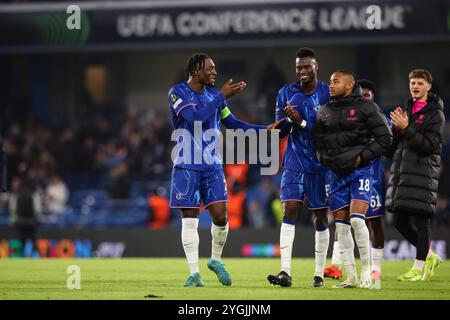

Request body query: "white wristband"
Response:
[287, 117, 306, 128]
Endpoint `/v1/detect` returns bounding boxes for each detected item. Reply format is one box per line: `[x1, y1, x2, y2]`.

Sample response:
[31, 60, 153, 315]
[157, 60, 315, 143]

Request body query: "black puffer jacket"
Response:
[316, 85, 392, 177]
[385, 93, 445, 217]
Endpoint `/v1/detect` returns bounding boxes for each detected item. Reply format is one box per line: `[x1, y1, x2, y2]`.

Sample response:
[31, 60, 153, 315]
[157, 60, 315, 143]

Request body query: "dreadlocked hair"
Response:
[185, 53, 209, 79]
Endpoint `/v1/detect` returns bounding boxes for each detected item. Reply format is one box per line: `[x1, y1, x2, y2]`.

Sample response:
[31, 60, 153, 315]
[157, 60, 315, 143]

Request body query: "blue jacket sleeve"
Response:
[275, 90, 292, 138]
[221, 111, 265, 131]
[275, 118, 292, 138]
[178, 94, 226, 122]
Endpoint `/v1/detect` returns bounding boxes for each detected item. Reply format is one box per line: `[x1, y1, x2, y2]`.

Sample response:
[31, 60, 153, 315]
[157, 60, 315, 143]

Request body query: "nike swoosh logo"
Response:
[280, 246, 288, 250]
[183, 242, 193, 247]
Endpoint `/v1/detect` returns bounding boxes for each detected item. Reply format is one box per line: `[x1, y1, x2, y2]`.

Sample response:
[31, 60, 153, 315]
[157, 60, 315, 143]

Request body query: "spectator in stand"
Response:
[124, 125, 144, 173]
[107, 162, 131, 199]
[9, 175, 42, 254]
[3, 136, 21, 188]
[95, 139, 124, 173]
[255, 61, 286, 123]
[227, 179, 246, 229]
[78, 136, 97, 173]
[247, 200, 265, 229]
[269, 187, 283, 226]
[225, 163, 249, 187]
[36, 150, 58, 183]
[246, 177, 273, 215]
[147, 187, 170, 229]
[44, 175, 69, 215]
[54, 127, 79, 174]
[94, 117, 113, 144]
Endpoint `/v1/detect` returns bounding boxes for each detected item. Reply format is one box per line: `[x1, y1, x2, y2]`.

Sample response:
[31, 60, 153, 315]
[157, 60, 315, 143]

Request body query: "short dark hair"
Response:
[356, 79, 376, 94]
[409, 69, 433, 84]
[296, 47, 316, 59]
[335, 69, 356, 81]
[185, 53, 209, 78]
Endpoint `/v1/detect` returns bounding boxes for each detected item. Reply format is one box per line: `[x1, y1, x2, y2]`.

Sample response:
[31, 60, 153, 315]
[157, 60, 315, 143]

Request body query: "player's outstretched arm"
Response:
[177, 94, 226, 122]
[272, 110, 291, 138]
[174, 80, 246, 123]
[220, 107, 265, 131]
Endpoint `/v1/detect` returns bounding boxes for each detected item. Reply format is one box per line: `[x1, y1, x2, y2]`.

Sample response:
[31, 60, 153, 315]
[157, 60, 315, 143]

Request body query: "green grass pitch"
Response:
[1, 258, 449, 300]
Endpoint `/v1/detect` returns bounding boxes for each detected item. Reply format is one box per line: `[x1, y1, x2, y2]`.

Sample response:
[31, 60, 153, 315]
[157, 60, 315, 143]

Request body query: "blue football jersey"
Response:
[370, 156, 384, 210]
[369, 114, 391, 211]
[275, 80, 330, 173]
[168, 82, 226, 171]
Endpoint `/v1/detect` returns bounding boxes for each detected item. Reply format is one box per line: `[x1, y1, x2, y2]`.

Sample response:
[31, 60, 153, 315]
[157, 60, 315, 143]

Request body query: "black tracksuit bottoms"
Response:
[393, 212, 431, 261]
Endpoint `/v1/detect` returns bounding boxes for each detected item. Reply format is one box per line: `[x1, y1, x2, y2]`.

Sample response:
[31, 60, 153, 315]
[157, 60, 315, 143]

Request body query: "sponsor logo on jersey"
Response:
[415, 114, 425, 124]
[347, 108, 358, 121]
[170, 93, 178, 103]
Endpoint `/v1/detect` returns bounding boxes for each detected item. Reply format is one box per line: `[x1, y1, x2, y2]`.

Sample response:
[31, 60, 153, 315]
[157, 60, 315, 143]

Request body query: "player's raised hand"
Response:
[220, 79, 247, 98]
[284, 101, 303, 126]
[390, 106, 409, 130]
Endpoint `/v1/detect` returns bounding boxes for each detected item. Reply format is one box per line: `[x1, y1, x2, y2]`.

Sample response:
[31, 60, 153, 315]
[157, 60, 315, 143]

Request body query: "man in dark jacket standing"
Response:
[316, 70, 392, 288]
[387, 69, 445, 282]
